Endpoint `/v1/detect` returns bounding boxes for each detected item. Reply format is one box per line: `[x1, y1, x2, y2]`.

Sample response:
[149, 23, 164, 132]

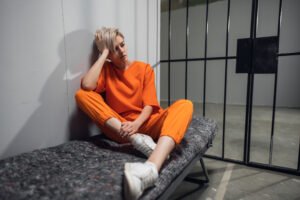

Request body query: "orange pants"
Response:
[75, 89, 193, 144]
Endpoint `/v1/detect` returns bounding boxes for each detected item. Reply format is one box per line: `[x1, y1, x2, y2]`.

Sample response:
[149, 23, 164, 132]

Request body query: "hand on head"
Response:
[95, 29, 109, 53]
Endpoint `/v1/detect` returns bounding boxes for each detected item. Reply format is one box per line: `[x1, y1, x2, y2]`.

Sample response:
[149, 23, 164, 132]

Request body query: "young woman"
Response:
[75, 27, 193, 200]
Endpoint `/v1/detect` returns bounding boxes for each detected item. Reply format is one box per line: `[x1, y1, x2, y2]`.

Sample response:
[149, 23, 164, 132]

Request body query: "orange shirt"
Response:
[95, 61, 162, 119]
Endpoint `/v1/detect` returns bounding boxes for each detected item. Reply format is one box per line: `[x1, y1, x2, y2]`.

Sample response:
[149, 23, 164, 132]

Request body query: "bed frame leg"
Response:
[200, 157, 209, 183]
[184, 156, 209, 184]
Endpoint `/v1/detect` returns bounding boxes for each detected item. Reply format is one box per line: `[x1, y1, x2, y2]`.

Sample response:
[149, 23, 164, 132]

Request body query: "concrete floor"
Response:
[161, 101, 300, 169]
[204, 103, 300, 169]
[161, 101, 300, 199]
[169, 158, 300, 200]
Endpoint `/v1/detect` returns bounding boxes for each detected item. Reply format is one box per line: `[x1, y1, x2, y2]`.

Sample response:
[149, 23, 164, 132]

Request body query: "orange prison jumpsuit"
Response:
[75, 61, 193, 144]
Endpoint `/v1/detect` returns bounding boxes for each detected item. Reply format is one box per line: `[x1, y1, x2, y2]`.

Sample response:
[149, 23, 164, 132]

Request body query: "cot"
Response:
[0, 117, 217, 200]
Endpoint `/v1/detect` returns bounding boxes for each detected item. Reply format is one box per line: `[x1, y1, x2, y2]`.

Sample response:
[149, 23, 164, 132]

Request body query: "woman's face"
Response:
[109, 35, 128, 67]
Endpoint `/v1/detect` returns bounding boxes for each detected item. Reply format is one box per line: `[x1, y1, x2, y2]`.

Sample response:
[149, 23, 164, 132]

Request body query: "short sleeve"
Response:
[142, 65, 160, 110]
[94, 64, 106, 93]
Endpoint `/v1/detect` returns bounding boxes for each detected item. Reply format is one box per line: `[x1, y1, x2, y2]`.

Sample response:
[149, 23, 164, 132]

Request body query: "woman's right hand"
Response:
[95, 31, 108, 53]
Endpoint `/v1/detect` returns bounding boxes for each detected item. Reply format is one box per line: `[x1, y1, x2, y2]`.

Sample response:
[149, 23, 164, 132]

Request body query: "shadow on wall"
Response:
[68, 32, 100, 141]
[2, 30, 99, 159]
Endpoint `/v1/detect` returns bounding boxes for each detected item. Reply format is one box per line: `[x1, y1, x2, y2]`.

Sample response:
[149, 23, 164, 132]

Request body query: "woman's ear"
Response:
[106, 53, 112, 62]
[107, 53, 111, 60]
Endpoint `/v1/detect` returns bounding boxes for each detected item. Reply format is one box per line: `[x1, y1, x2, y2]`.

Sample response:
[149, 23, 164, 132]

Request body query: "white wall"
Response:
[0, 0, 160, 159]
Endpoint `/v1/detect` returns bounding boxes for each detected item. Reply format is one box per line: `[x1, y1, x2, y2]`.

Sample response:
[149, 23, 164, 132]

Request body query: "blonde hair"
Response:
[94, 27, 124, 53]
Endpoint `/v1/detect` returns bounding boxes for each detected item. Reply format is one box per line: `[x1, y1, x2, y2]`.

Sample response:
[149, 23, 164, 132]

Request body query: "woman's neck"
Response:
[114, 60, 132, 70]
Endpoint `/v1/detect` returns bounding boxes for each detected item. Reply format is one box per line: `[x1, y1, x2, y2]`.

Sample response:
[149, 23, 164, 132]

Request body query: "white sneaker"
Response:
[124, 162, 158, 200]
[131, 134, 156, 157]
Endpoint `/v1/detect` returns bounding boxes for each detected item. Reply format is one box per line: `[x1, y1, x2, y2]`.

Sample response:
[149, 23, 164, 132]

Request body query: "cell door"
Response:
[160, 0, 300, 175]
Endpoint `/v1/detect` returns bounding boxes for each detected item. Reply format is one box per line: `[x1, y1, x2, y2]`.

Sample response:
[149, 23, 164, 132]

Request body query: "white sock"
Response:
[129, 133, 148, 142]
[145, 161, 158, 172]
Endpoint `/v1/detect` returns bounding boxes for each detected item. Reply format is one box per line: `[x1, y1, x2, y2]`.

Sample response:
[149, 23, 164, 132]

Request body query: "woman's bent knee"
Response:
[177, 99, 193, 112]
[75, 89, 87, 102]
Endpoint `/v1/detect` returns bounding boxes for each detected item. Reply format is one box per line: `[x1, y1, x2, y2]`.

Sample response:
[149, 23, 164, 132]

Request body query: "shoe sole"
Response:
[124, 165, 142, 200]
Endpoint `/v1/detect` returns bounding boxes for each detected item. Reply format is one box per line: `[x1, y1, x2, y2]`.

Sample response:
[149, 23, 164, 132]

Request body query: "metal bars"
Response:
[161, 0, 300, 175]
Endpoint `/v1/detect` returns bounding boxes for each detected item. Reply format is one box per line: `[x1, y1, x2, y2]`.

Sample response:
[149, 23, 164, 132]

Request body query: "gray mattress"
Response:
[0, 117, 217, 200]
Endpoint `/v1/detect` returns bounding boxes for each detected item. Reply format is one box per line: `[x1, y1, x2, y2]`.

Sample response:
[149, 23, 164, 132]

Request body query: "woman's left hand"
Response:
[120, 121, 140, 138]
